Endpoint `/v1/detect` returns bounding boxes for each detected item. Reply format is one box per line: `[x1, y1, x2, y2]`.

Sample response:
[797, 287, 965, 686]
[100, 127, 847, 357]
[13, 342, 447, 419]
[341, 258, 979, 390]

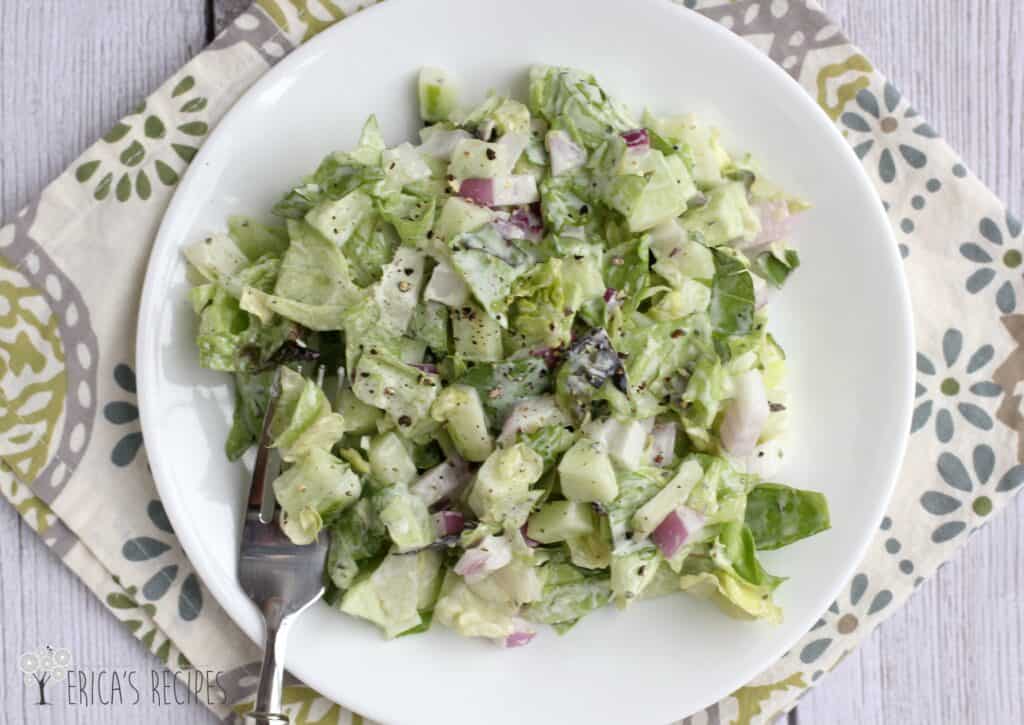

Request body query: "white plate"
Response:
[137, 1, 913, 722]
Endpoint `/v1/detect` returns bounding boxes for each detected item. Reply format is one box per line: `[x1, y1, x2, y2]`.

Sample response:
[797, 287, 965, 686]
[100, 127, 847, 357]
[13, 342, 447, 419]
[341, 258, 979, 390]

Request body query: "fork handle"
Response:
[245, 601, 290, 724]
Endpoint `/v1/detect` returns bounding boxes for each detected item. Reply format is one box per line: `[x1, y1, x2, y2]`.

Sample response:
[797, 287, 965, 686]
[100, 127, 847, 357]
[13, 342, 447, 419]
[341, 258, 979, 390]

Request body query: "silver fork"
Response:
[240, 367, 329, 724]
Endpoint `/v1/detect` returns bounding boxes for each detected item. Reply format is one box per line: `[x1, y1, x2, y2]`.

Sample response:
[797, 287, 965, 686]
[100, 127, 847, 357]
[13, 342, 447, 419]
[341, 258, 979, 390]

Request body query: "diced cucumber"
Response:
[650, 218, 716, 285]
[558, 439, 618, 504]
[338, 387, 382, 435]
[467, 444, 544, 526]
[584, 418, 648, 469]
[679, 182, 760, 246]
[435, 197, 494, 242]
[526, 501, 596, 544]
[305, 191, 374, 247]
[451, 303, 503, 361]
[369, 432, 417, 486]
[430, 384, 494, 462]
[610, 550, 660, 609]
[632, 459, 703, 538]
[418, 66, 458, 123]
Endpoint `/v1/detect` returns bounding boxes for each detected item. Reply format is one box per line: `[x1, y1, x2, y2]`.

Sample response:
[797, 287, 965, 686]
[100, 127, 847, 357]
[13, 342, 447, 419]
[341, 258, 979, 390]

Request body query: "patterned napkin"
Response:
[2, 1, 1021, 722]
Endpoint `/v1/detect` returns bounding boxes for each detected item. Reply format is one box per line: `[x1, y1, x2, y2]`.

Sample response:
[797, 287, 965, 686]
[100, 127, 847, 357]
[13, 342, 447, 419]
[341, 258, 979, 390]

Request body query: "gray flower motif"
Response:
[841, 82, 936, 183]
[960, 212, 1023, 314]
[104, 364, 143, 466]
[799, 572, 892, 666]
[121, 500, 203, 621]
[912, 329, 1001, 442]
[921, 444, 1024, 543]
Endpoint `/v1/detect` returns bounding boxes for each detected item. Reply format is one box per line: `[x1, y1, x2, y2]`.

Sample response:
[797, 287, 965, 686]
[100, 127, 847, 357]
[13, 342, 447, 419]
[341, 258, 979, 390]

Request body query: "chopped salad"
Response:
[185, 65, 830, 646]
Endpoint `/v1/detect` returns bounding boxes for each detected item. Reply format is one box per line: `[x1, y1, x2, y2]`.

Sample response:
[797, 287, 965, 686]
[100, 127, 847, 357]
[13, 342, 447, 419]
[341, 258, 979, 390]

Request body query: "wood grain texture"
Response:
[0, 1, 1020, 724]
[0, 3, 214, 723]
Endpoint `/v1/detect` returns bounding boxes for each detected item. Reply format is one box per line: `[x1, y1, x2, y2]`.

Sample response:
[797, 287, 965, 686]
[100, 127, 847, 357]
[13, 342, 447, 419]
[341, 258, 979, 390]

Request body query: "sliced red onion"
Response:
[546, 129, 587, 176]
[720, 370, 770, 456]
[411, 458, 471, 506]
[738, 200, 792, 251]
[649, 423, 677, 467]
[528, 346, 564, 370]
[502, 618, 537, 648]
[621, 128, 650, 150]
[519, 523, 540, 548]
[510, 204, 544, 239]
[651, 506, 704, 558]
[412, 363, 439, 374]
[491, 175, 539, 206]
[603, 287, 617, 303]
[417, 128, 473, 160]
[457, 178, 495, 206]
[454, 534, 512, 583]
[652, 509, 688, 558]
[432, 510, 465, 537]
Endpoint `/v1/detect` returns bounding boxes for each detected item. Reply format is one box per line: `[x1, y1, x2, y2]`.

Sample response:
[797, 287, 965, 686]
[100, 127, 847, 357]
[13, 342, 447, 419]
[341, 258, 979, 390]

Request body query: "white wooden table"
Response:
[1, 2, 1021, 723]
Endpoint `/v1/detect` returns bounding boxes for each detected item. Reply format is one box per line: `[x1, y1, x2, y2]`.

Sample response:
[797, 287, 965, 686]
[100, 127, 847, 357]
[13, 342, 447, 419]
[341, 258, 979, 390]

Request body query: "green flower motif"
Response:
[960, 212, 1023, 314]
[841, 82, 936, 184]
[74, 75, 208, 202]
[121, 500, 203, 621]
[103, 364, 142, 466]
[912, 329, 1001, 442]
[800, 571, 892, 668]
[921, 444, 1024, 543]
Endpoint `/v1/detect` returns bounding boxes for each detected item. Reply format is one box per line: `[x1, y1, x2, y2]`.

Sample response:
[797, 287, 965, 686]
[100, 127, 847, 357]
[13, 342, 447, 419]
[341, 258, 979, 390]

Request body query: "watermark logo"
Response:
[18, 645, 73, 706]
[15, 643, 227, 710]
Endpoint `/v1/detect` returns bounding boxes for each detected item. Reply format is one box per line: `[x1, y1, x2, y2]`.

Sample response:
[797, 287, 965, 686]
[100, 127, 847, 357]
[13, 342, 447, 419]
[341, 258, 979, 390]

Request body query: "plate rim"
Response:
[136, 0, 915, 721]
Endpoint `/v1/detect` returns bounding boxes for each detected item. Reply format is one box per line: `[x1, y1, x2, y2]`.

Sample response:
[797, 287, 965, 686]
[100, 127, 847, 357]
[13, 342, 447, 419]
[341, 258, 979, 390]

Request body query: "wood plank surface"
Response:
[0, 1, 1020, 724]
[0, 3, 212, 724]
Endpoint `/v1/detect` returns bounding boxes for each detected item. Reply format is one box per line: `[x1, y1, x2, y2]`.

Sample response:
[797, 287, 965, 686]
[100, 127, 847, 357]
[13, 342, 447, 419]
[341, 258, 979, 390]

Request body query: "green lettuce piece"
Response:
[715, 521, 785, 591]
[351, 350, 441, 434]
[273, 447, 361, 544]
[455, 358, 551, 422]
[326, 497, 389, 590]
[709, 248, 755, 337]
[602, 150, 696, 232]
[538, 173, 596, 233]
[409, 300, 449, 355]
[528, 65, 637, 149]
[189, 285, 250, 371]
[524, 566, 611, 631]
[744, 483, 831, 550]
[379, 192, 436, 245]
[226, 370, 271, 460]
[340, 549, 442, 638]
[377, 485, 435, 552]
[343, 216, 400, 288]
[606, 466, 665, 554]
[435, 570, 519, 640]
[686, 455, 753, 526]
[270, 366, 346, 461]
[228, 216, 289, 260]
[239, 287, 346, 331]
[510, 256, 602, 347]
[678, 570, 782, 624]
[272, 220, 360, 307]
[754, 246, 801, 289]
[516, 424, 577, 471]
[457, 93, 532, 135]
[183, 233, 250, 296]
